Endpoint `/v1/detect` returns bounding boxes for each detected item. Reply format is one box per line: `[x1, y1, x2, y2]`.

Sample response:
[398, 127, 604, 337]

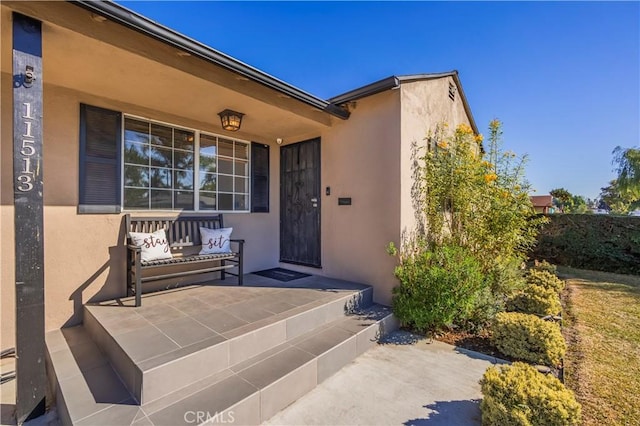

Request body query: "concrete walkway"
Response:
[266, 331, 507, 426]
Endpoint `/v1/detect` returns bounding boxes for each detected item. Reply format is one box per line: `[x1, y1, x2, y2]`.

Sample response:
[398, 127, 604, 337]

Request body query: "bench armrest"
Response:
[230, 239, 245, 244]
[127, 244, 141, 252]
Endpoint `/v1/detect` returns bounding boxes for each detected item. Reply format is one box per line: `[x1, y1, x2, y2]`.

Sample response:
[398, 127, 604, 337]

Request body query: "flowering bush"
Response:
[390, 120, 546, 332]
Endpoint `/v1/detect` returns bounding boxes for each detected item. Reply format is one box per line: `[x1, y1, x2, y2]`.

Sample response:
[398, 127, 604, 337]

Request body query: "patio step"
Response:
[136, 304, 397, 425]
[82, 281, 374, 405]
[45, 326, 141, 426]
[45, 277, 399, 425]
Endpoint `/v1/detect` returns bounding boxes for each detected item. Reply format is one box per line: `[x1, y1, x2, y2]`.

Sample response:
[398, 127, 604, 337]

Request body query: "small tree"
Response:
[419, 120, 545, 279]
[599, 179, 637, 214]
[612, 146, 640, 198]
[389, 120, 546, 332]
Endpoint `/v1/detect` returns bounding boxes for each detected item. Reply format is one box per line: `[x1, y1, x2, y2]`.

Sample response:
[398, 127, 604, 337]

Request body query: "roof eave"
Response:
[329, 71, 479, 135]
[328, 76, 400, 105]
[70, 0, 349, 120]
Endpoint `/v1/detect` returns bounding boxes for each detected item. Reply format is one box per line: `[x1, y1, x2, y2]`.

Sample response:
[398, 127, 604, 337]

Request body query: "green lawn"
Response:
[559, 267, 640, 425]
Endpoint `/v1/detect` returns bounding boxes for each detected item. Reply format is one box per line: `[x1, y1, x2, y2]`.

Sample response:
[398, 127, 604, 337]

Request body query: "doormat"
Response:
[253, 268, 311, 282]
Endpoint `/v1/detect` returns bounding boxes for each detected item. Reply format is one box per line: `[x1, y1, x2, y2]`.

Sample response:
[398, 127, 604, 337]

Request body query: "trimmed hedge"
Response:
[525, 269, 565, 293]
[492, 312, 566, 366]
[532, 214, 640, 275]
[531, 259, 557, 274]
[480, 362, 581, 426]
[506, 284, 561, 316]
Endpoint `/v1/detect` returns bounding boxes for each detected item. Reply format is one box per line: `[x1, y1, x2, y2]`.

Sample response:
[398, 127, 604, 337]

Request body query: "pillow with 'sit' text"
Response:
[199, 227, 233, 254]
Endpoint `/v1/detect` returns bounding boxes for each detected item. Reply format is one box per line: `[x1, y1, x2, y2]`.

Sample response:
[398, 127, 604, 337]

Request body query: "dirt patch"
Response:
[435, 329, 515, 362]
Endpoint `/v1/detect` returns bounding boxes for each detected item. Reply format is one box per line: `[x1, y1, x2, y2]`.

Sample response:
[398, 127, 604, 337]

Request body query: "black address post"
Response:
[12, 12, 46, 424]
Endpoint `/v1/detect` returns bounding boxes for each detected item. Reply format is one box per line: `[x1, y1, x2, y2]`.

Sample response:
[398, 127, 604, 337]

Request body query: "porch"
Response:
[45, 273, 397, 425]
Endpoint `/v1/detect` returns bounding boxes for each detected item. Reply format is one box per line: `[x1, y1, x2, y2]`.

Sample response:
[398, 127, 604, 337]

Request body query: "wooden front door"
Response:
[280, 138, 321, 267]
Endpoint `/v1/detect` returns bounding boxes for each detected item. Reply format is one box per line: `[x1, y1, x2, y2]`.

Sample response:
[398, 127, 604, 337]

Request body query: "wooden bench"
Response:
[125, 214, 244, 307]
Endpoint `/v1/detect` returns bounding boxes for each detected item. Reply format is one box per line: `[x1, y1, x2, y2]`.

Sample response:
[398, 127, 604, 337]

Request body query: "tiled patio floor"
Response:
[85, 274, 370, 373]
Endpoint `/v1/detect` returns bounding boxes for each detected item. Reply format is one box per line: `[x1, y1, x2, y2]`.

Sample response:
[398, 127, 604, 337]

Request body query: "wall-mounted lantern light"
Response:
[218, 109, 244, 132]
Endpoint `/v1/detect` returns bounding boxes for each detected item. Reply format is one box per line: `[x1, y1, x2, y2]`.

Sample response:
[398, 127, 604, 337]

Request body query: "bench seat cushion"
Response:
[141, 252, 237, 267]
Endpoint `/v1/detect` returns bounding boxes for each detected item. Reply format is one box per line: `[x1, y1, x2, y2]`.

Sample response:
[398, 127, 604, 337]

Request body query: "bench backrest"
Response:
[125, 214, 224, 247]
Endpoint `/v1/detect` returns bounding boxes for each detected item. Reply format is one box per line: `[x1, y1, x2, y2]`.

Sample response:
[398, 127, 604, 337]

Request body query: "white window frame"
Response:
[121, 113, 251, 213]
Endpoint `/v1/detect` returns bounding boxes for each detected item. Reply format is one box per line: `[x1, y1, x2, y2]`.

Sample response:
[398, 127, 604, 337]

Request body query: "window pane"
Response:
[151, 189, 172, 209]
[150, 168, 172, 189]
[199, 191, 216, 210]
[199, 173, 216, 191]
[219, 158, 233, 175]
[124, 188, 149, 209]
[235, 142, 248, 160]
[124, 142, 148, 165]
[234, 177, 248, 193]
[174, 129, 194, 151]
[218, 139, 234, 157]
[219, 175, 233, 192]
[124, 118, 149, 144]
[218, 193, 233, 210]
[150, 146, 172, 167]
[234, 194, 248, 211]
[200, 134, 217, 156]
[174, 150, 194, 170]
[150, 124, 172, 147]
[234, 160, 247, 176]
[124, 165, 149, 187]
[200, 155, 216, 173]
[174, 191, 193, 209]
[174, 170, 193, 190]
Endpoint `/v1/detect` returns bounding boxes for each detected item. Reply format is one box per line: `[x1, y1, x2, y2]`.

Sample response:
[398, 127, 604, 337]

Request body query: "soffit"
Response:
[2, 1, 333, 140]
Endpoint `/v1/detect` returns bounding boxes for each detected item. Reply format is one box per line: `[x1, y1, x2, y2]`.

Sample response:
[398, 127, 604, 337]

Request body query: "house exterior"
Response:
[1, 0, 477, 352]
[530, 195, 556, 214]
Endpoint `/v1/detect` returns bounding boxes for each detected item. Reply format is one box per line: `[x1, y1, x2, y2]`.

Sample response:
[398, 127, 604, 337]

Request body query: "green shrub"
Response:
[391, 243, 484, 332]
[506, 284, 561, 316]
[492, 312, 566, 366]
[531, 259, 557, 274]
[526, 269, 565, 293]
[461, 286, 504, 333]
[480, 362, 581, 426]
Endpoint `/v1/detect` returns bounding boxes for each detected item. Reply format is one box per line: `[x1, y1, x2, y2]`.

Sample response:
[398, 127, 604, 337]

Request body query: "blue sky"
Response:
[118, 1, 639, 200]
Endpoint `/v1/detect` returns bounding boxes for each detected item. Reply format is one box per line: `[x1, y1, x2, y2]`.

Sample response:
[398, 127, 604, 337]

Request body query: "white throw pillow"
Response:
[129, 229, 173, 262]
[199, 227, 233, 254]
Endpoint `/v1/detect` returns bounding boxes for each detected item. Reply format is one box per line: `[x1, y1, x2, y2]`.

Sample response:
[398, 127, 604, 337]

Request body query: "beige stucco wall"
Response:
[318, 90, 402, 306]
[399, 78, 474, 244]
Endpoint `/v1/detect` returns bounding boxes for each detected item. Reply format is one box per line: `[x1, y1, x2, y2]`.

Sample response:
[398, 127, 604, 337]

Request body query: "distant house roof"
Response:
[530, 195, 554, 208]
[328, 71, 479, 135]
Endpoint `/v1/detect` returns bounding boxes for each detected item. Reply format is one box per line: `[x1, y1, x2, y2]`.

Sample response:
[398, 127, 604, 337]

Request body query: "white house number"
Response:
[17, 102, 37, 192]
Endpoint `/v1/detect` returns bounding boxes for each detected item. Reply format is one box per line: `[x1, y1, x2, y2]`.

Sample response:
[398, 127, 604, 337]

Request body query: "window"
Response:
[123, 116, 250, 212]
[123, 117, 196, 210]
[79, 105, 266, 213]
[198, 133, 249, 211]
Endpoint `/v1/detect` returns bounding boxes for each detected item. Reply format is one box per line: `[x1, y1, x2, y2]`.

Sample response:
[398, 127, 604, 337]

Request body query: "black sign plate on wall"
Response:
[338, 197, 352, 205]
[13, 12, 46, 424]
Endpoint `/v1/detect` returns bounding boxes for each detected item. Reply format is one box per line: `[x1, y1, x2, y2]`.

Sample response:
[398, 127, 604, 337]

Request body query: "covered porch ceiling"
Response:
[2, 1, 342, 142]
